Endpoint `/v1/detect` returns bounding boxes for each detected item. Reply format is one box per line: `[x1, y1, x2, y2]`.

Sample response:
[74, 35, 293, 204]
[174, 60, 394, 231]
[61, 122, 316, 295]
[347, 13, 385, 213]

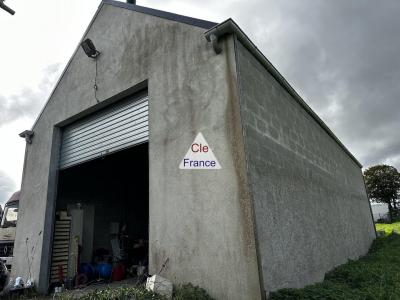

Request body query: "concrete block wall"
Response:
[235, 38, 376, 293]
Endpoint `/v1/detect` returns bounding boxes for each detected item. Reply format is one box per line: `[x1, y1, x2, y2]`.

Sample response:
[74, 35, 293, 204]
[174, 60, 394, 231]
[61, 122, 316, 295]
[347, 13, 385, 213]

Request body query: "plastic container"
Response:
[96, 263, 112, 278]
[111, 264, 126, 281]
[80, 263, 95, 280]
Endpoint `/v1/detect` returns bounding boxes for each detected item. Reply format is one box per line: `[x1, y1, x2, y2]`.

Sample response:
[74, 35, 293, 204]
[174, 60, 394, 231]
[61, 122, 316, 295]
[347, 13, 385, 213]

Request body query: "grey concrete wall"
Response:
[235, 39, 376, 294]
[14, 4, 262, 299]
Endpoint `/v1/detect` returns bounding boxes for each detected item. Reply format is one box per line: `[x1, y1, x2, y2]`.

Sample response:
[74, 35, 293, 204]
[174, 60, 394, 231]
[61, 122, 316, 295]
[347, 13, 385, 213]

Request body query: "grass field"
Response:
[270, 222, 400, 300]
[376, 222, 400, 235]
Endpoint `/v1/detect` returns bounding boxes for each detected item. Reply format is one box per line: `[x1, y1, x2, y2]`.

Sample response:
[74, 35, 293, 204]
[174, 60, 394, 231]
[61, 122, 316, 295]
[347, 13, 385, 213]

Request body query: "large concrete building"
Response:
[13, 1, 376, 298]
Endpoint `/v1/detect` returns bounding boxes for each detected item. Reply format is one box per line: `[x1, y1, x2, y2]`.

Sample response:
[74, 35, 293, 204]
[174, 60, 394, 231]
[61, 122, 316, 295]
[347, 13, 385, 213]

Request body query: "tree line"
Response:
[364, 165, 400, 222]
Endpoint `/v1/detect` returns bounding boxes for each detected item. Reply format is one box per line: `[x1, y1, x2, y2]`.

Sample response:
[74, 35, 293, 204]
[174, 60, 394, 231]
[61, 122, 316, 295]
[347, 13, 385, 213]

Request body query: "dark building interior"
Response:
[53, 143, 149, 284]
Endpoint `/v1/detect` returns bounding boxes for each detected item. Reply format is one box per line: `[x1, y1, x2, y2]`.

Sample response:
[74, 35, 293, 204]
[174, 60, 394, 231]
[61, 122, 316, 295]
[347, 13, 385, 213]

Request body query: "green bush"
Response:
[57, 286, 165, 300]
[375, 222, 400, 235]
[270, 233, 400, 300]
[173, 283, 215, 300]
[54, 283, 214, 300]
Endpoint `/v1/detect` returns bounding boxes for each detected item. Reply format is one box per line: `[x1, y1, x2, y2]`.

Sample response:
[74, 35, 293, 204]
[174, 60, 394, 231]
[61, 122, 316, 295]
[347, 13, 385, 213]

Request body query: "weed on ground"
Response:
[271, 223, 400, 300]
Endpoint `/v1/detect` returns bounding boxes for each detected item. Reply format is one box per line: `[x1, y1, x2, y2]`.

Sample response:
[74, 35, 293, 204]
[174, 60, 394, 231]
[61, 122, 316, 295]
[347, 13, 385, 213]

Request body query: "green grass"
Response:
[270, 224, 400, 300]
[375, 222, 400, 235]
[56, 286, 164, 300]
[52, 283, 214, 300]
[4, 283, 215, 300]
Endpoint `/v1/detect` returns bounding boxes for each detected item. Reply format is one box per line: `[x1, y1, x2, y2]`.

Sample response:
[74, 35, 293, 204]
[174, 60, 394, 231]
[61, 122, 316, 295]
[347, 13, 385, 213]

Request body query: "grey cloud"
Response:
[0, 63, 61, 127]
[154, 0, 400, 169]
[0, 170, 16, 207]
[228, 0, 400, 169]
[3, 1, 400, 171]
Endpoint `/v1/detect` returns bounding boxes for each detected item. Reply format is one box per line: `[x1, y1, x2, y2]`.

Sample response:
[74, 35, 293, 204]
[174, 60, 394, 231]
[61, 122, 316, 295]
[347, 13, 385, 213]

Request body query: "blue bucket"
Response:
[95, 263, 112, 278]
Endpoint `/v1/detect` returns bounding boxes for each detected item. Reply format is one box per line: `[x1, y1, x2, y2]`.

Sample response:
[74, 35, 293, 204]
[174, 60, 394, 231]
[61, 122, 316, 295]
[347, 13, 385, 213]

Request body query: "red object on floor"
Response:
[58, 265, 64, 283]
[111, 264, 126, 281]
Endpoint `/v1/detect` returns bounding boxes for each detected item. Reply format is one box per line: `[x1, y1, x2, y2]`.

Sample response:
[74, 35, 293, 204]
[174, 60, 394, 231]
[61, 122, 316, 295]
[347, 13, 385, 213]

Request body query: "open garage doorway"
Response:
[51, 142, 149, 287]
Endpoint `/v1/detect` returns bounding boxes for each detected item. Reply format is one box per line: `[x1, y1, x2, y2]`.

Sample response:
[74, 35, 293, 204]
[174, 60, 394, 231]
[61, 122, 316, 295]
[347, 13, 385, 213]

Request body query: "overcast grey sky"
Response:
[0, 0, 399, 205]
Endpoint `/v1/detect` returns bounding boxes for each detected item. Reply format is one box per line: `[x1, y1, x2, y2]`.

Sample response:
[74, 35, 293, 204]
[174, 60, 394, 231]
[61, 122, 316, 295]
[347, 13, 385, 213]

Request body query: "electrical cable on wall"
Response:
[94, 58, 99, 103]
[80, 38, 101, 103]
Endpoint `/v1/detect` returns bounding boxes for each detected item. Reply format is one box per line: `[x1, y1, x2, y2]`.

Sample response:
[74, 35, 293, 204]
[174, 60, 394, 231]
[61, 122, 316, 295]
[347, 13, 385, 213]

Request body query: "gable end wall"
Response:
[13, 6, 262, 299]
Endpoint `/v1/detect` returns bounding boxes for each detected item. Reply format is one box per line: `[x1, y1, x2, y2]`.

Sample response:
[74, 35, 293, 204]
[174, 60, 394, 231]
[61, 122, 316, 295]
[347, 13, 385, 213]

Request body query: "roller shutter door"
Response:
[59, 96, 148, 170]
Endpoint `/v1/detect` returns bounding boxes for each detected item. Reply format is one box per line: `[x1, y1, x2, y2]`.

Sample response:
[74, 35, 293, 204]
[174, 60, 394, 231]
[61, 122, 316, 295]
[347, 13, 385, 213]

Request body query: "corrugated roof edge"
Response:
[103, 0, 217, 29]
[205, 19, 363, 168]
[30, 1, 217, 130]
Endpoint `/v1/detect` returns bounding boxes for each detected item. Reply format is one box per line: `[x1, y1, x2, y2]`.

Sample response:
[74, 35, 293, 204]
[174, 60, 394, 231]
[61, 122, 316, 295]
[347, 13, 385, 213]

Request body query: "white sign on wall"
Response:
[179, 132, 221, 170]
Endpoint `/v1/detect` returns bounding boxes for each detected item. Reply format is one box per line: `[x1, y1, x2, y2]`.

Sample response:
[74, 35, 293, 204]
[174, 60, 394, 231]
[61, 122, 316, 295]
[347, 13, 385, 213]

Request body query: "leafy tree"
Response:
[364, 164, 400, 222]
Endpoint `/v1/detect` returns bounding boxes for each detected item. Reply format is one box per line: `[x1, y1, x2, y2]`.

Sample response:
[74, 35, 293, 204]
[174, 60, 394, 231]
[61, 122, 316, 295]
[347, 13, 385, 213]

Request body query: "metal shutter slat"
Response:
[60, 125, 148, 163]
[65, 98, 147, 135]
[61, 117, 148, 156]
[60, 133, 148, 169]
[62, 104, 148, 144]
[59, 96, 148, 170]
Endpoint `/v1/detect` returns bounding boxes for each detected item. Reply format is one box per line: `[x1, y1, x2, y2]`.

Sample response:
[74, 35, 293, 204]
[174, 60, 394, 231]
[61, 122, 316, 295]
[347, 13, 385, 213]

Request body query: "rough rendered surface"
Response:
[235, 39, 376, 293]
[12, 3, 375, 298]
[13, 4, 261, 299]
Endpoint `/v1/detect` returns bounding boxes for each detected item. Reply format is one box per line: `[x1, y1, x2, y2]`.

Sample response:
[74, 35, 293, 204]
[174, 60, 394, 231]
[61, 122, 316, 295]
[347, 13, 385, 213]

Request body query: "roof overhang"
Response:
[102, 0, 217, 29]
[205, 19, 363, 168]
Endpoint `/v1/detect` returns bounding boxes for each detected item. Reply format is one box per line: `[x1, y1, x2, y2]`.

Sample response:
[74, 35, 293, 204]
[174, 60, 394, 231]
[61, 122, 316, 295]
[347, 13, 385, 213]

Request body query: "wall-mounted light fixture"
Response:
[81, 39, 101, 102]
[81, 39, 100, 59]
[19, 130, 34, 144]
